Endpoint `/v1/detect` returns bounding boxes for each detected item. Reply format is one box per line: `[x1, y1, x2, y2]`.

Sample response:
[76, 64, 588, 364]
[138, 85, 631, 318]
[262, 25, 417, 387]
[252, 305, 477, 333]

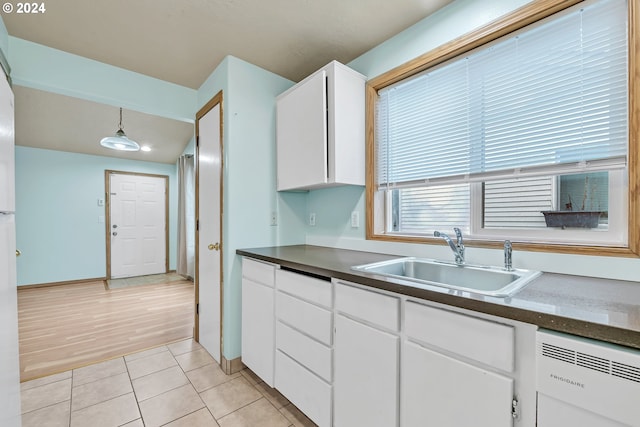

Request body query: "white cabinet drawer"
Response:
[405, 301, 515, 372]
[276, 291, 333, 345]
[276, 269, 332, 308]
[242, 258, 276, 287]
[335, 282, 400, 331]
[275, 350, 332, 427]
[276, 321, 332, 382]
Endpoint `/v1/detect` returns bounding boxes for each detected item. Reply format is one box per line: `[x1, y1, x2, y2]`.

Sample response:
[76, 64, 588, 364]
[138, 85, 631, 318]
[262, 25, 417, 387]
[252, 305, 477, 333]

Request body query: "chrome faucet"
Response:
[433, 227, 465, 265]
[504, 240, 513, 271]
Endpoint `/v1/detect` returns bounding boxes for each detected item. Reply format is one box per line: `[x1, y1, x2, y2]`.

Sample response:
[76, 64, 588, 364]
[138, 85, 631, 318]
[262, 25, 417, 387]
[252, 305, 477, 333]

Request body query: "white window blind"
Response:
[394, 185, 470, 233]
[376, 0, 628, 190]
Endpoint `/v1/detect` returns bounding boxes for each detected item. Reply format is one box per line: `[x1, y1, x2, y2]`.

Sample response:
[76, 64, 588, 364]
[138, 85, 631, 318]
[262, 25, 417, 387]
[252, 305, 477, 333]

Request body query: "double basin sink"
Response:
[351, 257, 541, 297]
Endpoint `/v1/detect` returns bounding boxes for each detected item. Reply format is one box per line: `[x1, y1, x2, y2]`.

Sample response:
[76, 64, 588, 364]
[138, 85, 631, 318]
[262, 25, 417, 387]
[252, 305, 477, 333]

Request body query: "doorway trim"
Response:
[194, 91, 224, 356]
[104, 170, 170, 279]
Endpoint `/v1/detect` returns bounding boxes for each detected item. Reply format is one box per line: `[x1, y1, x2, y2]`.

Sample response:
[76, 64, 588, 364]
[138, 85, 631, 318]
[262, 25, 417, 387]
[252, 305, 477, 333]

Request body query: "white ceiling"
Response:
[3, 0, 454, 163]
[14, 86, 195, 164]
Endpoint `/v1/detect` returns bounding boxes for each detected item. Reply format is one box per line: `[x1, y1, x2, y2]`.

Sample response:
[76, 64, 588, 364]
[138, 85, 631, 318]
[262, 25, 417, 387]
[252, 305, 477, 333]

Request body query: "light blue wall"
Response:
[8, 37, 197, 123]
[302, 0, 640, 282]
[197, 55, 299, 360]
[6, 37, 197, 286]
[306, 0, 533, 245]
[348, 0, 532, 79]
[15, 146, 178, 286]
[0, 16, 7, 60]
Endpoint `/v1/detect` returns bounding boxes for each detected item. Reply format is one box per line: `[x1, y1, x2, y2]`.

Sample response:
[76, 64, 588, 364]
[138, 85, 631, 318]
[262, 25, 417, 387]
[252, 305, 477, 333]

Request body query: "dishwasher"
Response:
[536, 330, 640, 427]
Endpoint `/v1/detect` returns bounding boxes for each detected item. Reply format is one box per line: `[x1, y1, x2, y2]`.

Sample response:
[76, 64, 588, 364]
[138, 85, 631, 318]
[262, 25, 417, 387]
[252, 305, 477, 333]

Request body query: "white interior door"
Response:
[196, 101, 222, 363]
[109, 173, 167, 279]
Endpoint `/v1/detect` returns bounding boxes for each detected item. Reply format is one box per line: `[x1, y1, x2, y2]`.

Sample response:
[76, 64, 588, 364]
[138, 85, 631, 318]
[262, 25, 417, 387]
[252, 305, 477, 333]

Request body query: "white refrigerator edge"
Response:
[0, 67, 22, 426]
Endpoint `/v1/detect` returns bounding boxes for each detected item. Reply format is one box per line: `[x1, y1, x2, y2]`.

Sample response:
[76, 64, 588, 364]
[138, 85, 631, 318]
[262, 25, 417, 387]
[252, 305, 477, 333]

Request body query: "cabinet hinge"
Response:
[196, 219, 199, 231]
[196, 303, 199, 315]
[511, 397, 520, 420]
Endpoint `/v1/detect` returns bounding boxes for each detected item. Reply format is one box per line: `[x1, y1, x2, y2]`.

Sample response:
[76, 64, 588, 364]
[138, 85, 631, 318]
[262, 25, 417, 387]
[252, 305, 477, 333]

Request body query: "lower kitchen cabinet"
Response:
[401, 340, 514, 427]
[240, 259, 537, 427]
[275, 350, 332, 427]
[241, 258, 277, 386]
[334, 281, 400, 427]
[334, 314, 399, 427]
[274, 269, 334, 427]
[402, 299, 533, 427]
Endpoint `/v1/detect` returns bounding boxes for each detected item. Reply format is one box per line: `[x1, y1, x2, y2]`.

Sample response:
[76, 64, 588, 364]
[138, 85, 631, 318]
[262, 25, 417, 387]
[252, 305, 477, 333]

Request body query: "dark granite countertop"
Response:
[237, 244, 640, 350]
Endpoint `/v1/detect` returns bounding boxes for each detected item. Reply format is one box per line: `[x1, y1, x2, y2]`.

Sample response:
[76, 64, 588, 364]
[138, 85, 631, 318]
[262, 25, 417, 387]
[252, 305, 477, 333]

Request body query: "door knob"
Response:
[113, 232, 118, 236]
[15, 249, 21, 257]
[113, 224, 118, 229]
[208, 243, 220, 251]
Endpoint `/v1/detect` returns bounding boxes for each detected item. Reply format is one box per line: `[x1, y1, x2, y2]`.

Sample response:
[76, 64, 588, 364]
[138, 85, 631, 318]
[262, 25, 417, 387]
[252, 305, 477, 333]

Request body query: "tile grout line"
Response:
[123, 355, 145, 426]
[25, 340, 301, 427]
[214, 394, 266, 423]
[173, 346, 219, 425]
[69, 359, 137, 425]
[68, 369, 74, 427]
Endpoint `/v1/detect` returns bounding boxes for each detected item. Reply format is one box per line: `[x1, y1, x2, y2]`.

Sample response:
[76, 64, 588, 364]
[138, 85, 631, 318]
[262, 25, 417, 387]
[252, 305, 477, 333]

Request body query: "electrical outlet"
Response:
[309, 212, 316, 226]
[270, 211, 278, 226]
[351, 211, 360, 228]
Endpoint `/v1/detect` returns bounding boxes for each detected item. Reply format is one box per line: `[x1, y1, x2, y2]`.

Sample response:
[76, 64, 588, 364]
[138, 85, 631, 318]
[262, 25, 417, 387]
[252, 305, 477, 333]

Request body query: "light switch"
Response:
[97, 198, 104, 206]
[309, 213, 316, 226]
[351, 211, 360, 228]
[98, 215, 105, 223]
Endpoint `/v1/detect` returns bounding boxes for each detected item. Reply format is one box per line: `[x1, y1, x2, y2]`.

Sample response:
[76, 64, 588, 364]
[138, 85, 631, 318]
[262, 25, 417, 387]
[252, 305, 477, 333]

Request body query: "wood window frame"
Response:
[365, 0, 640, 258]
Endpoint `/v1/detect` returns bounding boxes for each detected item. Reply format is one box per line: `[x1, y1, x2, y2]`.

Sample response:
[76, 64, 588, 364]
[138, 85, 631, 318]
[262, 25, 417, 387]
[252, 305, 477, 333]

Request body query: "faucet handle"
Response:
[453, 227, 463, 246]
[504, 240, 513, 271]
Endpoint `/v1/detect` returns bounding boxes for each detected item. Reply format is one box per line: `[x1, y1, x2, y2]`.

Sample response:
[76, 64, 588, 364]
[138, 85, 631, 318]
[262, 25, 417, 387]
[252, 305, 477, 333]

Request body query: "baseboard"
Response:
[220, 355, 245, 375]
[18, 277, 106, 290]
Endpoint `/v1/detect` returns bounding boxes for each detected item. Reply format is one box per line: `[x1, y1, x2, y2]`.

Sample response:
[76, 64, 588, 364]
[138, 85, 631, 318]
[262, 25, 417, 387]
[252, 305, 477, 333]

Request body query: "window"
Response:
[367, 0, 638, 254]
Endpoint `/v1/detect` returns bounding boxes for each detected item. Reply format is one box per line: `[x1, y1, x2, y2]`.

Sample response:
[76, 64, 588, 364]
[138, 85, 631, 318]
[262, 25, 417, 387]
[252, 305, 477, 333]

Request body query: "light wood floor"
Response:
[17, 276, 194, 382]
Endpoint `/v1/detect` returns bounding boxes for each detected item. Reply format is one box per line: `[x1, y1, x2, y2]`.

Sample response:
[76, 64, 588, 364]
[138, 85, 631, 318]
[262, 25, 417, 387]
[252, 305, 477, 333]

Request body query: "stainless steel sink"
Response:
[351, 257, 540, 297]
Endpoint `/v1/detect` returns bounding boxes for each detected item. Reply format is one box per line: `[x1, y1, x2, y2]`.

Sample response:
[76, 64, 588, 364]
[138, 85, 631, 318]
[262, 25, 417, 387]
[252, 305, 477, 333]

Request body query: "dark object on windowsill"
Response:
[540, 211, 603, 229]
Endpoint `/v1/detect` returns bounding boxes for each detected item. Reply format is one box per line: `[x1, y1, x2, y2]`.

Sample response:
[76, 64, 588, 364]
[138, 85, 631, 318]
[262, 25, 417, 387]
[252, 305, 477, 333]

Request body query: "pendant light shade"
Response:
[100, 108, 140, 151]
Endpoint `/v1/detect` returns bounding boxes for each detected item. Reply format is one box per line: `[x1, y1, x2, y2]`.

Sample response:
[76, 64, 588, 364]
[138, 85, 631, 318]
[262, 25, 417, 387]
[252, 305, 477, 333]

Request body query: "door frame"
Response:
[194, 91, 224, 349]
[104, 170, 170, 279]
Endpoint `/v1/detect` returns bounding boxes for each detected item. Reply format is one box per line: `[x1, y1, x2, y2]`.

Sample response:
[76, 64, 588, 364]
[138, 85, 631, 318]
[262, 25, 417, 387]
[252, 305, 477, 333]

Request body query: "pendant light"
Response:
[100, 107, 140, 151]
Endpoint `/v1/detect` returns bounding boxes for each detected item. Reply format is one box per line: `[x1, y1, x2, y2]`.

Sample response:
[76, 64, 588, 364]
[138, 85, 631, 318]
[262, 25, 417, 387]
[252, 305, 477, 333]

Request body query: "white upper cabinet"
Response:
[276, 61, 365, 191]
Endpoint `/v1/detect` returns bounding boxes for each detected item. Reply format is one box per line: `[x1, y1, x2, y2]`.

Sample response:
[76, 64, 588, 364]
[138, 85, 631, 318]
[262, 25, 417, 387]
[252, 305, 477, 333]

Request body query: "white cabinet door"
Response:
[334, 314, 399, 427]
[241, 277, 275, 386]
[276, 61, 365, 191]
[276, 70, 327, 191]
[402, 340, 514, 427]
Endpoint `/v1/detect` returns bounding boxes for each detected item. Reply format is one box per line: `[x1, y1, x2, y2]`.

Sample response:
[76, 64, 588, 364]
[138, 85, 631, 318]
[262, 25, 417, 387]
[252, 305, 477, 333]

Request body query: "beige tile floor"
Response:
[20, 339, 317, 427]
